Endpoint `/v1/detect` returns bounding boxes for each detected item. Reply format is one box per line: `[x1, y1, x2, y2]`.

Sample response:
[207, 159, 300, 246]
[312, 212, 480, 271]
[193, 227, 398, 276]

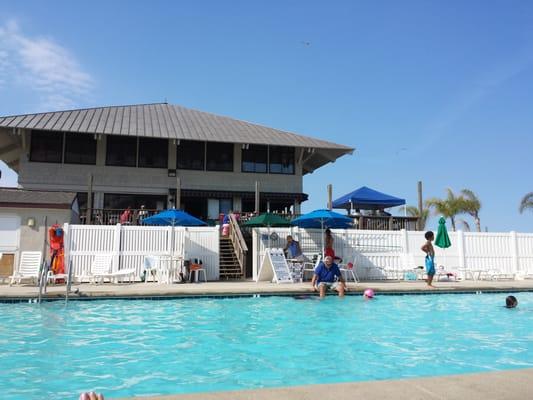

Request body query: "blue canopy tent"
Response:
[332, 186, 406, 211]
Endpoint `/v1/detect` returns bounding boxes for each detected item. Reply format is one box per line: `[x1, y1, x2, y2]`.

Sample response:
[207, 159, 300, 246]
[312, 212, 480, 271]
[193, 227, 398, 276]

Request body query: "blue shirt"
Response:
[314, 262, 341, 284]
[287, 241, 302, 258]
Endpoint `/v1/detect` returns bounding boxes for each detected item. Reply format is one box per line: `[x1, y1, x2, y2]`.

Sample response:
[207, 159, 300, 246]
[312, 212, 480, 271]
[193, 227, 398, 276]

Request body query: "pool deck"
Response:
[1, 279, 533, 300]
[115, 368, 533, 400]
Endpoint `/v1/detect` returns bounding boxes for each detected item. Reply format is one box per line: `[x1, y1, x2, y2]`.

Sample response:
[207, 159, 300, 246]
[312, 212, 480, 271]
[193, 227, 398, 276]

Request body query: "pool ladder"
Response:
[36, 259, 74, 304]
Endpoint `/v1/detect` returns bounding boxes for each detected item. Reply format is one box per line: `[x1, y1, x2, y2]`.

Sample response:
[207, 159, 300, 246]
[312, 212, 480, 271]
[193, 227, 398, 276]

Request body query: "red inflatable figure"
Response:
[49, 224, 65, 280]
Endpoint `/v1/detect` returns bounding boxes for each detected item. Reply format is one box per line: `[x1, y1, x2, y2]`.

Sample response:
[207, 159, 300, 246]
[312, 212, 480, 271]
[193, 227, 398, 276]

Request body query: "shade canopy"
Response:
[242, 213, 292, 227]
[332, 186, 406, 210]
[435, 217, 451, 248]
[142, 209, 207, 226]
[291, 209, 353, 229]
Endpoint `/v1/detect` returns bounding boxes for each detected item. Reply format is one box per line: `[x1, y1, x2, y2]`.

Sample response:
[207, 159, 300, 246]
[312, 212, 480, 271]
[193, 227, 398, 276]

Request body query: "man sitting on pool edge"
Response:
[311, 255, 346, 298]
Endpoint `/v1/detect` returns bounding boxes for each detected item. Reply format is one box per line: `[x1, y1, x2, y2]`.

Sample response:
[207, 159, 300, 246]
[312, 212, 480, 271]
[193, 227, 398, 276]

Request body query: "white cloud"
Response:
[0, 20, 94, 110]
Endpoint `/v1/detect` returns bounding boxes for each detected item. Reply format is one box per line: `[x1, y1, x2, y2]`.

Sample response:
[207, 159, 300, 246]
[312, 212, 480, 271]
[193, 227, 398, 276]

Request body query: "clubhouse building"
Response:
[0, 103, 353, 221]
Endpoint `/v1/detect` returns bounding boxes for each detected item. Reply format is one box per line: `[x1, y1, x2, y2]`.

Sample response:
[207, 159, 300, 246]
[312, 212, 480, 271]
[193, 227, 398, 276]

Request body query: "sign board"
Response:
[256, 248, 293, 283]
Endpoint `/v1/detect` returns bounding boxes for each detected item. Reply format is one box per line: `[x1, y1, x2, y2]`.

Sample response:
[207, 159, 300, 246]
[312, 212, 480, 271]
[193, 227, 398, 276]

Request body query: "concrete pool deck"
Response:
[115, 368, 533, 400]
[1, 279, 533, 300]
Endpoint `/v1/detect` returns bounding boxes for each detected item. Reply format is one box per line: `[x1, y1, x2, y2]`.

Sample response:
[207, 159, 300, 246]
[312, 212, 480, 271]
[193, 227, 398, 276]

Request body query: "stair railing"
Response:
[228, 213, 248, 277]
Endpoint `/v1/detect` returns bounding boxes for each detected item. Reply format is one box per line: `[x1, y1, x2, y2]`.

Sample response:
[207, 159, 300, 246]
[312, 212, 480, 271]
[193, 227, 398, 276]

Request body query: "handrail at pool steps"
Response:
[229, 213, 247, 277]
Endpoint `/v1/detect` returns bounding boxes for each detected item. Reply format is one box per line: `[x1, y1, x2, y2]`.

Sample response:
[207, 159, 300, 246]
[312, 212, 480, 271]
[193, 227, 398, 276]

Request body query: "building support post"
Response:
[417, 181, 423, 231]
[86, 173, 93, 224]
[255, 181, 260, 214]
[327, 184, 333, 210]
[176, 176, 181, 210]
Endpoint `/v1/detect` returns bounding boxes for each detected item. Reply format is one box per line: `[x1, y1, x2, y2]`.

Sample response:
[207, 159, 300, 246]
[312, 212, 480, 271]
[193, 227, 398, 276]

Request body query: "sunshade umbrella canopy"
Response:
[243, 213, 292, 227]
[292, 209, 352, 258]
[435, 217, 451, 248]
[291, 209, 353, 229]
[332, 186, 406, 210]
[142, 209, 207, 226]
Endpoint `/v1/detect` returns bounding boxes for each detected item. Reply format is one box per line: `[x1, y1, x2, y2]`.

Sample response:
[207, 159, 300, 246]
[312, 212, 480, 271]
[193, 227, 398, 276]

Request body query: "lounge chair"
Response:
[86, 255, 114, 284]
[9, 251, 43, 285]
[302, 254, 321, 281]
[435, 265, 458, 282]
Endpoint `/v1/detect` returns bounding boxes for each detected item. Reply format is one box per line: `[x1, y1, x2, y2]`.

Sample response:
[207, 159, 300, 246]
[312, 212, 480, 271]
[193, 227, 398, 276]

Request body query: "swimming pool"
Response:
[0, 292, 532, 399]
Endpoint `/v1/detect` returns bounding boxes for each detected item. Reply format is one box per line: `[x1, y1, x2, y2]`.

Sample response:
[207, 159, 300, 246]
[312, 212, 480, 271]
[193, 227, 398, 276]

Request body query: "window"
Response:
[177, 140, 205, 170]
[106, 135, 137, 167]
[64, 133, 96, 164]
[206, 142, 233, 171]
[138, 138, 168, 168]
[29, 130, 63, 163]
[242, 144, 267, 173]
[269, 146, 295, 174]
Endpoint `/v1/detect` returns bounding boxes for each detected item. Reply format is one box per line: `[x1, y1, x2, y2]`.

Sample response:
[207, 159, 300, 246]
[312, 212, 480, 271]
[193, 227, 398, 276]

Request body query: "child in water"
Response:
[421, 231, 436, 287]
[505, 295, 518, 308]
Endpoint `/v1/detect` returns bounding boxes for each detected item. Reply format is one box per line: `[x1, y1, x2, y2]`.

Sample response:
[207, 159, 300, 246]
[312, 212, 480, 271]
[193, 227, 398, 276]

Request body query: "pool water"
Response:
[0, 292, 532, 399]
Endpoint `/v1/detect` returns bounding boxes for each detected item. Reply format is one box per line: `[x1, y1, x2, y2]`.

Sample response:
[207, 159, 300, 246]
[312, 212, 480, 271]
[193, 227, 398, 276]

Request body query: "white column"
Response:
[510, 231, 519, 274]
[457, 230, 465, 269]
[113, 223, 121, 273]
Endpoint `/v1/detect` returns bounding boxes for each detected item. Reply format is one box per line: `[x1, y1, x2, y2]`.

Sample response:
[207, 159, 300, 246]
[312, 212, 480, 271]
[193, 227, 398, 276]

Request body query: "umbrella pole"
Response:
[321, 219, 324, 259]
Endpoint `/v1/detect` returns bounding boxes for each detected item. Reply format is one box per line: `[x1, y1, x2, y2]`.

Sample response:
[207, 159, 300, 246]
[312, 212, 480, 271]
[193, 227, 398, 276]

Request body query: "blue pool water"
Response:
[0, 292, 532, 399]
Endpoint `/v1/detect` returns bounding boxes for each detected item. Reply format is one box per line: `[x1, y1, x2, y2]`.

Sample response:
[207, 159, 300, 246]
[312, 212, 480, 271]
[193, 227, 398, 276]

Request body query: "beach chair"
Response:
[142, 255, 160, 283]
[339, 260, 359, 282]
[435, 265, 458, 282]
[302, 254, 321, 281]
[110, 266, 137, 283]
[88, 255, 114, 284]
[9, 251, 43, 285]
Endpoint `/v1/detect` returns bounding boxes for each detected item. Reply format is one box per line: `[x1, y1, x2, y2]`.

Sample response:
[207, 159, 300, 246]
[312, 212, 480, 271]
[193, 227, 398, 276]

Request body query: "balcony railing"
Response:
[79, 209, 419, 231]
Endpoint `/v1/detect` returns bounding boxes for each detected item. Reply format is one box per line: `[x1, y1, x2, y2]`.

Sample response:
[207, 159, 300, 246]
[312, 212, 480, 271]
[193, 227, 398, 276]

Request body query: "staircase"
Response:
[219, 237, 243, 279]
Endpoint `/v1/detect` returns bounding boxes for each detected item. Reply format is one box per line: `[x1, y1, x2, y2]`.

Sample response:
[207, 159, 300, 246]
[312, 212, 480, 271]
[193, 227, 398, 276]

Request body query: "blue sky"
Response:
[0, 0, 532, 232]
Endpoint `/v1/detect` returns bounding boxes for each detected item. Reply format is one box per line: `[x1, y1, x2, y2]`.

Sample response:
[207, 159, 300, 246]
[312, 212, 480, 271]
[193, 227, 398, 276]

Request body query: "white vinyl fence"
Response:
[252, 228, 533, 280]
[64, 224, 220, 281]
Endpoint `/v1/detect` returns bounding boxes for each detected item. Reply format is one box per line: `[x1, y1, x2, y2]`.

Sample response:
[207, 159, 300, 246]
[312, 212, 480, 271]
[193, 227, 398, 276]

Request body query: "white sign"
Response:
[256, 248, 293, 283]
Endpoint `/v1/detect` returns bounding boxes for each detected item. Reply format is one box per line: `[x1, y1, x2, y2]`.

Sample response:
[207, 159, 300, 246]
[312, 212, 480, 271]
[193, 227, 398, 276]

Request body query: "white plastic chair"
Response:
[339, 260, 359, 283]
[302, 254, 321, 282]
[9, 251, 42, 285]
[89, 255, 113, 284]
[143, 255, 160, 283]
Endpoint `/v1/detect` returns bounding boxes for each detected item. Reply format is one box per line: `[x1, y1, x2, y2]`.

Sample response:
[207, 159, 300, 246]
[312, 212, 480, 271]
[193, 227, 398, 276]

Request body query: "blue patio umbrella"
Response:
[142, 209, 207, 227]
[291, 209, 352, 257]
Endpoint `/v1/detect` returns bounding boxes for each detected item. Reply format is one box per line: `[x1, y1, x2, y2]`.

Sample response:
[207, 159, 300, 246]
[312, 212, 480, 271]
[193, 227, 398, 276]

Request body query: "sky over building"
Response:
[0, 0, 532, 232]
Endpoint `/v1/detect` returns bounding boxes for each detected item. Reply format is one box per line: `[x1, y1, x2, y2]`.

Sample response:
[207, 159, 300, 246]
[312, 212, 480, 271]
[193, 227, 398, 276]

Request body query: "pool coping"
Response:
[2, 280, 533, 302]
[114, 368, 533, 400]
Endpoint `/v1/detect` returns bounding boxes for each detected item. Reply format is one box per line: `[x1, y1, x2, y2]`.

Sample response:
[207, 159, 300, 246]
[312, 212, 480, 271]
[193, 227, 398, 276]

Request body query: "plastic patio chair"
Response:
[88, 255, 114, 284]
[9, 251, 43, 285]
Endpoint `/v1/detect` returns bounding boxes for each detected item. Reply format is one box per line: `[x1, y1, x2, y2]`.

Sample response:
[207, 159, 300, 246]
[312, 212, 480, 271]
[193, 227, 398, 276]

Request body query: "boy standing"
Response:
[421, 231, 436, 287]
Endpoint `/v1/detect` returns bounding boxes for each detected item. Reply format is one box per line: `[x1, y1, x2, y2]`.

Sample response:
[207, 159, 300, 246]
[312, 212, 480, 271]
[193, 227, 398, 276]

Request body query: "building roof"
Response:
[0, 103, 354, 174]
[0, 188, 77, 209]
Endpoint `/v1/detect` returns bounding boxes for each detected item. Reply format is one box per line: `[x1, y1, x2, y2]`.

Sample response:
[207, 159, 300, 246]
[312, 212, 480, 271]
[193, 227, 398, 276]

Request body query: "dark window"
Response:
[64, 133, 96, 164]
[106, 135, 137, 167]
[177, 140, 205, 170]
[104, 193, 166, 210]
[206, 142, 233, 172]
[242, 144, 267, 173]
[138, 138, 168, 168]
[29, 130, 63, 163]
[269, 146, 295, 174]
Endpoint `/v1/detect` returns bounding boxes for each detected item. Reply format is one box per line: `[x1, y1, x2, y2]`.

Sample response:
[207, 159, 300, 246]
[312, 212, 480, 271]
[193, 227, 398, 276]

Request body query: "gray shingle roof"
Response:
[0, 103, 353, 150]
[0, 188, 77, 207]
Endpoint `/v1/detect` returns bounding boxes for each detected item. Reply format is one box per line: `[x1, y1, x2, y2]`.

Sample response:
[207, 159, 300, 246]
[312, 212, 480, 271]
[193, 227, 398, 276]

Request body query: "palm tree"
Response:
[460, 189, 482, 232]
[519, 192, 533, 213]
[401, 205, 430, 230]
[426, 188, 464, 231]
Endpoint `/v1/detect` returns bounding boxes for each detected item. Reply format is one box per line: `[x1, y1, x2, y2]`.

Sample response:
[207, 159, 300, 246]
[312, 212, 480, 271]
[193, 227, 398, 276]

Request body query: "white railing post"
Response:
[63, 223, 70, 277]
[457, 230, 465, 269]
[401, 229, 409, 254]
[113, 224, 121, 273]
[510, 231, 519, 275]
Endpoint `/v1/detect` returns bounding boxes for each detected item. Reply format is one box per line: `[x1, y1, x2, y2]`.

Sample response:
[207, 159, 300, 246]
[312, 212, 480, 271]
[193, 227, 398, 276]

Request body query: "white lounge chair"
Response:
[339, 257, 359, 283]
[88, 255, 114, 284]
[9, 251, 43, 285]
[143, 255, 160, 283]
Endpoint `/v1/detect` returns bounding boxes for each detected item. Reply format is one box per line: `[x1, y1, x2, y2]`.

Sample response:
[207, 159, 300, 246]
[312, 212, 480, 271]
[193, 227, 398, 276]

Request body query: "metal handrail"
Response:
[37, 260, 49, 304]
[228, 214, 248, 277]
[65, 259, 73, 304]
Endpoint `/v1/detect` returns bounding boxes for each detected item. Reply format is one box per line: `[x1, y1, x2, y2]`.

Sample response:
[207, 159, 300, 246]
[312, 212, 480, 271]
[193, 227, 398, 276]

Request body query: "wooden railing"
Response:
[229, 213, 248, 277]
[80, 208, 159, 225]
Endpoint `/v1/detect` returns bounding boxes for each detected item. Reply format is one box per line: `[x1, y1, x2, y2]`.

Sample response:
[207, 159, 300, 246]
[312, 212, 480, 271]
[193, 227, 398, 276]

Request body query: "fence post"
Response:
[63, 223, 71, 277]
[167, 226, 173, 255]
[510, 231, 519, 275]
[113, 224, 121, 273]
[401, 229, 409, 254]
[457, 230, 465, 269]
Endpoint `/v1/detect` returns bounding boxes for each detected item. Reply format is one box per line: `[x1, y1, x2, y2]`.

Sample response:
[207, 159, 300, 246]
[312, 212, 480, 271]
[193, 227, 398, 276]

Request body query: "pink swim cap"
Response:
[363, 288, 374, 298]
